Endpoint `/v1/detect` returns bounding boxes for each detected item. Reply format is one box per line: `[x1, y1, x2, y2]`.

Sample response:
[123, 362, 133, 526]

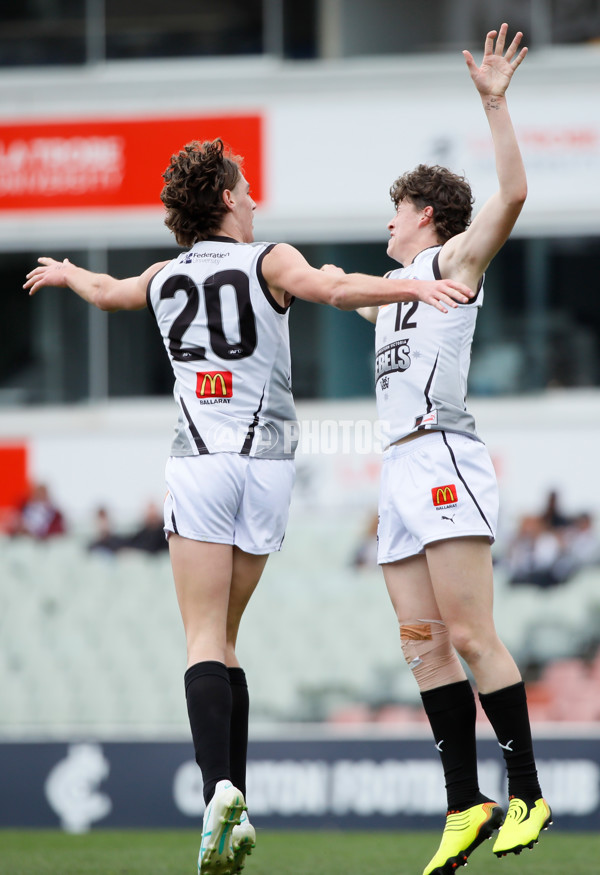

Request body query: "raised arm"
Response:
[262, 244, 473, 313]
[24, 257, 169, 311]
[439, 23, 528, 283]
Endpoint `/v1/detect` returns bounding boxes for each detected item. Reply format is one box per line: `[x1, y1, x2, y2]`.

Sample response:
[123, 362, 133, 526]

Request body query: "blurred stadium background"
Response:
[1, 0, 600, 835]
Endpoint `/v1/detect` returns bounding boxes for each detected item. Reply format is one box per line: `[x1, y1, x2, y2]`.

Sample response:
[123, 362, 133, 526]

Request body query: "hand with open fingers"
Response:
[463, 23, 528, 98]
[24, 257, 73, 296]
[419, 279, 473, 313]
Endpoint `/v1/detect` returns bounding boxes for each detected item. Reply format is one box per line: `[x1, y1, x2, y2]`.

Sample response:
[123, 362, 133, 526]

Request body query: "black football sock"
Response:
[421, 680, 483, 812]
[184, 660, 232, 805]
[228, 666, 249, 799]
[479, 681, 542, 801]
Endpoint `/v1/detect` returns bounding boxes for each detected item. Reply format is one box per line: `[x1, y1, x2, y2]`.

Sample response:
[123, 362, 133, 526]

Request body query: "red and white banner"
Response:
[0, 114, 263, 210]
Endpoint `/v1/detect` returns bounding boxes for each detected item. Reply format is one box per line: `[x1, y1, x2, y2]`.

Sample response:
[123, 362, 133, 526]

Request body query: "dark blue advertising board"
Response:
[1, 734, 598, 832]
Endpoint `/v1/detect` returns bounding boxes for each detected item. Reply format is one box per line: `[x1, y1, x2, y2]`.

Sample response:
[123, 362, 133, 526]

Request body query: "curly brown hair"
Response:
[161, 139, 243, 247]
[390, 164, 474, 242]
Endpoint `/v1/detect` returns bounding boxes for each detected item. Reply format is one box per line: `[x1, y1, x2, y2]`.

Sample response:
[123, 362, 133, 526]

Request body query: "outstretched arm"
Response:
[24, 257, 169, 311]
[440, 23, 528, 283]
[262, 244, 473, 313]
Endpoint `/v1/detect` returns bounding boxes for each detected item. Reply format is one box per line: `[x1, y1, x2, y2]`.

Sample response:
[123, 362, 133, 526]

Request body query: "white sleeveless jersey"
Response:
[375, 245, 483, 448]
[147, 236, 297, 459]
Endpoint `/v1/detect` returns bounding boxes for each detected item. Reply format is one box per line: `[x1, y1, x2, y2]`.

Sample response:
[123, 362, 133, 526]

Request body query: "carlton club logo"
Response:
[196, 371, 233, 399]
[44, 743, 111, 833]
[431, 484, 458, 508]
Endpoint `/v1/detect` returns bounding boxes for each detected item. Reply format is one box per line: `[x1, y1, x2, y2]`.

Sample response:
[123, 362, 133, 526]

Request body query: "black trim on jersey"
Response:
[240, 389, 265, 455]
[411, 244, 441, 266]
[422, 352, 439, 415]
[441, 431, 494, 536]
[256, 243, 292, 314]
[180, 397, 210, 456]
[171, 510, 179, 535]
[204, 235, 239, 244]
[432, 250, 484, 304]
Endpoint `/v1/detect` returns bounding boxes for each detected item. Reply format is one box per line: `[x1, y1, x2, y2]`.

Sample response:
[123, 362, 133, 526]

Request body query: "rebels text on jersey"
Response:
[147, 237, 298, 459]
[375, 246, 483, 448]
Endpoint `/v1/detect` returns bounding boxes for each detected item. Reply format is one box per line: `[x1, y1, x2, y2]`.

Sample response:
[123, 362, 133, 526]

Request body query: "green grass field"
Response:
[1, 829, 598, 875]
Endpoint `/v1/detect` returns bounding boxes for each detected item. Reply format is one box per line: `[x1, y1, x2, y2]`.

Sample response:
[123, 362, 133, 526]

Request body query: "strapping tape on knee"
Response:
[399, 619, 459, 687]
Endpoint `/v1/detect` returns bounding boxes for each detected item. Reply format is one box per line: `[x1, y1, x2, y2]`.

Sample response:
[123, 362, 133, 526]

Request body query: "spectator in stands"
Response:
[505, 513, 563, 588]
[539, 489, 573, 530]
[351, 510, 379, 569]
[122, 502, 169, 554]
[505, 502, 599, 588]
[88, 506, 123, 555]
[559, 512, 600, 577]
[10, 483, 66, 539]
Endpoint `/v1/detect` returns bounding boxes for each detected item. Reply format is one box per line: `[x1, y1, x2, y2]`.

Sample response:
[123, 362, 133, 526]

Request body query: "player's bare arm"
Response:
[24, 257, 169, 311]
[262, 243, 473, 313]
[319, 266, 379, 324]
[439, 23, 528, 286]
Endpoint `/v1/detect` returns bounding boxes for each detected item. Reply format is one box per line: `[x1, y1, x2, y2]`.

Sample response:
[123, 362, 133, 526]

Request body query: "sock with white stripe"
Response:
[421, 680, 483, 811]
[479, 681, 542, 801]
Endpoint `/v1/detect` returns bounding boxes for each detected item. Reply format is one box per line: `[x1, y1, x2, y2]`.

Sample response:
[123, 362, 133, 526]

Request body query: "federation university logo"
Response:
[431, 484, 458, 508]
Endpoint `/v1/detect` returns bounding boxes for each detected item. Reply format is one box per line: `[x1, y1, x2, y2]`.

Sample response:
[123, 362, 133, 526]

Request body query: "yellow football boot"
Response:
[493, 796, 552, 856]
[423, 800, 504, 875]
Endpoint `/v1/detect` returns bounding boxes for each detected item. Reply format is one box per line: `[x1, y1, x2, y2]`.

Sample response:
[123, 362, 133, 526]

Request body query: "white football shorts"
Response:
[164, 454, 295, 554]
[377, 430, 498, 564]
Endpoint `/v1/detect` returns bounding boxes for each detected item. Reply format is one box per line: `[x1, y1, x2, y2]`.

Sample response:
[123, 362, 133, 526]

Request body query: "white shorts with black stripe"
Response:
[164, 454, 295, 554]
[377, 430, 498, 564]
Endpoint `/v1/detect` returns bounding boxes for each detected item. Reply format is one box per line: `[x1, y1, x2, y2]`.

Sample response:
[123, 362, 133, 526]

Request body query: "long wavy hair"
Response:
[161, 139, 242, 247]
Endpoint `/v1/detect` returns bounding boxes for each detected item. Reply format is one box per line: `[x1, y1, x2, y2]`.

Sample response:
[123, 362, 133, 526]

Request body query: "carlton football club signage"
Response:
[0, 115, 263, 211]
[0, 736, 598, 831]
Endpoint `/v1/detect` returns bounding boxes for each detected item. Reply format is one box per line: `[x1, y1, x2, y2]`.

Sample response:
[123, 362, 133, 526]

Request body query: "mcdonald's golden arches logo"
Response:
[431, 484, 458, 507]
[196, 370, 233, 398]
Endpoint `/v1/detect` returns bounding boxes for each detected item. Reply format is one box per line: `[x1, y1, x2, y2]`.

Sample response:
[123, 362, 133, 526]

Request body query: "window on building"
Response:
[0, 0, 320, 67]
[2, 1, 596, 68]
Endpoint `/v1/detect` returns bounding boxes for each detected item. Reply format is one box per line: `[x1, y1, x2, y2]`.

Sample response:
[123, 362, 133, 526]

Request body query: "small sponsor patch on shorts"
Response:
[431, 484, 458, 507]
[415, 410, 438, 428]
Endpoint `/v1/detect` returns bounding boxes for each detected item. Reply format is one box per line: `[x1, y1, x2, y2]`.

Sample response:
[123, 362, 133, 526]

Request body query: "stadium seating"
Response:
[1, 514, 599, 737]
